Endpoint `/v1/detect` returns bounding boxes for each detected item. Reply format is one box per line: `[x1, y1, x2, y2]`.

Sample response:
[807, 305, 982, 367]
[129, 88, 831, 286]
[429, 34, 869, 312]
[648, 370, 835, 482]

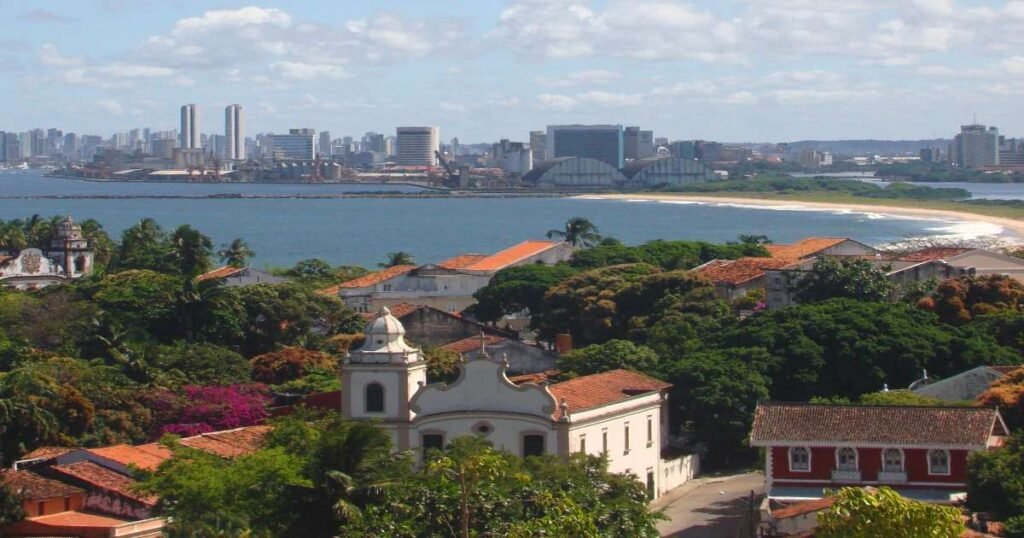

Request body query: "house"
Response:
[912, 365, 1022, 402]
[372, 303, 512, 349]
[0, 216, 95, 290]
[764, 237, 880, 261]
[339, 307, 697, 498]
[749, 402, 1007, 502]
[693, 257, 792, 301]
[439, 334, 556, 375]
[324, 240, 574, 314]
[195, 266, 286, 286]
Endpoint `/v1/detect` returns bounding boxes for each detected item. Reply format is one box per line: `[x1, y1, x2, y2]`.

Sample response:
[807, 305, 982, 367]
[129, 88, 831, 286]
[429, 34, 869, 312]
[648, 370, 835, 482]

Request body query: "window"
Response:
[836, 448, 858, 471]
[883, 449, 903, 472]
[928, 449, 950, 475]
[523, 434, 545, 458]
[422, 433, 444, 452]
[365, 383, 384, 413]
[647, 415, 653, 446]
[579, 434, 586, 454]
[64, 496, 71, 511]
[74, 255, 86, 273]
[789, 447, 811, 472]
[602, 429, 608, 454]
[624, 423, 631, 453]
[646, 470, 655, 500]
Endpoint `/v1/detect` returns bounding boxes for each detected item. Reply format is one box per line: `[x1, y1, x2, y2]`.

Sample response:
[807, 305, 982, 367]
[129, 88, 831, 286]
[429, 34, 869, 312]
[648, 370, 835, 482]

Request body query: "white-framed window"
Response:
[836, 447, 858, 471]
[882, 448, 904, 472]
[928, 449, 950, 475]
[579, 434, 586, 454]
[646, 415, 653, 446]
[789, 446, 811, 472]
[624, 422, 630, 454]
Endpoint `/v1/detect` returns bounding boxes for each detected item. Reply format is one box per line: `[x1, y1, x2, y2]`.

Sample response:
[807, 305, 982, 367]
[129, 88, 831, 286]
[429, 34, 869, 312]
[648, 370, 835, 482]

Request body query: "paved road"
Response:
[654, 472, 764, 538]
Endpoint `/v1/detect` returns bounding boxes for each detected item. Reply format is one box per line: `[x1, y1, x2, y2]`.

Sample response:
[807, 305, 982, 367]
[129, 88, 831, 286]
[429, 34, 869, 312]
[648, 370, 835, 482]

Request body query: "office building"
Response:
[225, 104, 245, 161]
[319, 131, 332, 158]
[546, 125, 624, 168]
[951, 124, 999, 169]
[63, 133, 78, 158]
[529, 130, 548, 161]
[180, 104, 200, 149]
[492, 139, 532, 175]
[396, 126, 440, 166]
[362, 132, 385, 153]
[624, 127, 654, 160]
[152, 138, 175, 159]
[266, 129, 316, 160]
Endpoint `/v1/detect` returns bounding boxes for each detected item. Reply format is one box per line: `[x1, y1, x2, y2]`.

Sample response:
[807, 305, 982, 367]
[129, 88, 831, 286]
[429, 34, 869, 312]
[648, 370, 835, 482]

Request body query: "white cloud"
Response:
[171, 6, 292, 36]
[1003, 56, 1024, 74]
[38, 44, 83, 67]
[95, 99, 124, 115]
[271, 61, 349, 80]
[534, 69, 620, 87]
[537, 93, 578, 111]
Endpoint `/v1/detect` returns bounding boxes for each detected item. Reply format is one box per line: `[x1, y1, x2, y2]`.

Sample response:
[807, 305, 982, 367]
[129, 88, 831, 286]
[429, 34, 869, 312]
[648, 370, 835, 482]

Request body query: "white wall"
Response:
[567, 399, 663, 495]
[412, 413, 558, 456]
[660, 454, 699, 495]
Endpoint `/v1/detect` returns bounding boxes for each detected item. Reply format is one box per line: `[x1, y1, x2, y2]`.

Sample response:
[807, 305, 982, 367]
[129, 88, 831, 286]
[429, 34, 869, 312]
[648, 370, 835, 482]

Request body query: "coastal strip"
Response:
[582, 193, 1024, 238]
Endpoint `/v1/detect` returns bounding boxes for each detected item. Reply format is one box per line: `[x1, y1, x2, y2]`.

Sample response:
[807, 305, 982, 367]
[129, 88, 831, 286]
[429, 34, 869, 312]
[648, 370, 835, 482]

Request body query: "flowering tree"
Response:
[155, 384, 270, 437]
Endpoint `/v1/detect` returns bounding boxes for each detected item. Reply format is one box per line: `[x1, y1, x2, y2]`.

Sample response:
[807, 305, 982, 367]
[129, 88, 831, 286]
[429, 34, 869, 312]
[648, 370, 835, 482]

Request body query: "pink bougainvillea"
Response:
[151, 384, 270, 438]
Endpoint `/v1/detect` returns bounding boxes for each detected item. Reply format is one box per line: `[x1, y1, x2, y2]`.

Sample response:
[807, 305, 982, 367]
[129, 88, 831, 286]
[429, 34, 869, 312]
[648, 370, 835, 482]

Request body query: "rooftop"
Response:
[548, 369, 672, 420]
[694, 257, 792, 285]
[19, 446, 76, 461]
[27, 510, 130, 528]
[87, 443, 172, 472]
[750, 402, 1004, 447]
[897, 247, 975, 262]
[436, 254, 489, 270]
[327, 264, 417, 291]
[462, 240, 563, 272]
[765, 238, 852, 260]
[439, 334, 507, 354]
[178, 425, 272, 458]
[51, 461, 157, 506]
[195, 266, 245, 282]
[0, 469, 84, 500]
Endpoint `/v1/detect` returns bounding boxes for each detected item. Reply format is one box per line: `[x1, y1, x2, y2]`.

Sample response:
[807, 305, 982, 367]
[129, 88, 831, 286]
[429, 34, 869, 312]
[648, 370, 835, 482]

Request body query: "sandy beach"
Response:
[584, 193, 1024, 240]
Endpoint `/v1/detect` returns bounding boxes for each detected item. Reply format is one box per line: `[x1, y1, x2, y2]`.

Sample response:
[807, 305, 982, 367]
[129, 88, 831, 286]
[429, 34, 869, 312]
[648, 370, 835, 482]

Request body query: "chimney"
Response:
[554, 333, 573, 354]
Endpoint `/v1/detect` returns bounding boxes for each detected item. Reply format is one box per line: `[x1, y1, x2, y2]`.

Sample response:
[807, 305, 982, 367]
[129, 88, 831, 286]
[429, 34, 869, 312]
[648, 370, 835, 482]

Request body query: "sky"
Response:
[2, 0, 1024, 143]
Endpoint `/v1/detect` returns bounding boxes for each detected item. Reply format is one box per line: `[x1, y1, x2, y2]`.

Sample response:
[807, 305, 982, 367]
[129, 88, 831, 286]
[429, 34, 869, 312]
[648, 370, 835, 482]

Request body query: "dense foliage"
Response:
[817, 486, 964, 537]
[968, 433, 1024, 534]
[669, 177, 971, 200]
[791, 257, 896, 303]
[977, 367, 1024, 430]
[876, 161, 1024, 183]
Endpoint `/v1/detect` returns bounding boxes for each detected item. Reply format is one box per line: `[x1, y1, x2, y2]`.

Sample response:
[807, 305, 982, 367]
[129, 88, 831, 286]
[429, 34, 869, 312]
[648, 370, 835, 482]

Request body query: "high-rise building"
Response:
[624, 126, 654, 160]
[266, 129, 316, 160]
[362, 132, 385, 153]
[63, 133, 78, 158]
[319, 131, 332, 157]
[396, 126, 439, 166]
[451, 137, 460, 157]
[529, 130, 547, 161]
[951, 124, 999, 169]
[180, 104, 200, 149]
[29, 129, 46, 157]
[0, 132, 7, 162]
[546, 125, 624, 168]
[670, 140, 696, 159]
[225, 104, 245, 160]
[919, 147, 942, 163]
[152, 138, 175, 159]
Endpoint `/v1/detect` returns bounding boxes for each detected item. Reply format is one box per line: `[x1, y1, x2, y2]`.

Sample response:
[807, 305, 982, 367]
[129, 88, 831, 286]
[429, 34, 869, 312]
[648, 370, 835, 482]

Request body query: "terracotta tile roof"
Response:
[508, 370, 560, 385]
[771, 497, 835, 519]
[179, 425, 271, 458]
[439, 334, 507, 354]
[695, 257, 792, 285]
[989, 365, 1024, 375]
[897, 247, 974, 262]
[750, 402, 1001, 447]
[548, 369, 672, 420]
[19, 446, 76, 461]
[28, 510, 129, 527]
[331, 265, 416, 290]
[462, 240, 562, 272]
[765, 238, 850, 260]
[195, 266, 244, 282]
[51, 461, 157, 506]
[0, 469, 83, 500]
[437, 254, 489, 269]
[87, 444, 172, 472]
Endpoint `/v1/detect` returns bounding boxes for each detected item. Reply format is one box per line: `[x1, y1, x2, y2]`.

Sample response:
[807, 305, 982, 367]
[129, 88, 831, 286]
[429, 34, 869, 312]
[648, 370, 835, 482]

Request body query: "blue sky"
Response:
[2, 0, 1023, 142]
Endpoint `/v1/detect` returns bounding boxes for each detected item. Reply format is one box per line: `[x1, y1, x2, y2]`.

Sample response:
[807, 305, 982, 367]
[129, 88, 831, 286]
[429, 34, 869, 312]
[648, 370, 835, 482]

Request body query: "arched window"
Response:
[74, 255, 86, 273]
[789, 447, 811, 472]
[523, 434, 545, 458]
[882, 449, 903, 472]
[836, 448, 858, 471]
[365, 383, 384, 413]
[928, 449, 950, 475]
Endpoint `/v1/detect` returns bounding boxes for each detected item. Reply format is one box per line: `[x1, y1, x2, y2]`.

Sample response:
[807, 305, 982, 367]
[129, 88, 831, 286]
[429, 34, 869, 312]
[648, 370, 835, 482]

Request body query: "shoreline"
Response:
[583, 193, 1024, 239]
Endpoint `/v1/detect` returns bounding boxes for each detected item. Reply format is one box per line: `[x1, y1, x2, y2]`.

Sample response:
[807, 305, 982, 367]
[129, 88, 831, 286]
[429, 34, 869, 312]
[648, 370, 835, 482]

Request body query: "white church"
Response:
[340, 307, 698, 498]
[0, 216, 94, 290]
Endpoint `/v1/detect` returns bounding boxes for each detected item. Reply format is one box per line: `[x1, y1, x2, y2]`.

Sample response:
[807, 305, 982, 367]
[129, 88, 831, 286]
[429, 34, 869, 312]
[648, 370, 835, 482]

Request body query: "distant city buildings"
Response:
[225, 104, 245, 161]
[546, 124, 624, 168]
[919, 146, 942, 163]
[624, 126, 654, 160]
[396, 126, 439, 166]
[180, 104, 200, 149]
[319, 131, 332, 158]
[266, 129, 316, 160]
[492, 139, 532, 176]
[529, 130, 547, 161]
[951, 123, 999, 169]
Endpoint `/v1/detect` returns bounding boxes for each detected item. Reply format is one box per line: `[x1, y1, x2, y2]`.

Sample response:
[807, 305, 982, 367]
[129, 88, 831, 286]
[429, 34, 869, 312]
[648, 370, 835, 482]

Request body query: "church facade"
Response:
[0, 216, 94, 290]
[341, 307, 685, 498]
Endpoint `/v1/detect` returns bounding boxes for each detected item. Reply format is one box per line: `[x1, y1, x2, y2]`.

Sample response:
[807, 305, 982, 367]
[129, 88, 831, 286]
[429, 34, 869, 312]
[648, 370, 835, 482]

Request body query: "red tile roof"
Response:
[87, 444, 172, 472]
[0, 469, 83, 500]
[437, 254, 489, 270]
[897, 247, 974, 262]
[771, 497, 835, 519]
[750, 403, 1002, 447]
[19, 446, 76, 461]
[765, 238, 850, 260]
[178, 425, 271, 458]
[440, 334, 507, 354]
[548, 369, 672, 420]
[195, 266, 245, 282]
[462, 240, 562, 272]
[508, 370, 560, 385]
[51, 461, 157, 506]
[695, 257, 792, 285]
[328, 264, 416, 291]
[28, 510, 129, 527]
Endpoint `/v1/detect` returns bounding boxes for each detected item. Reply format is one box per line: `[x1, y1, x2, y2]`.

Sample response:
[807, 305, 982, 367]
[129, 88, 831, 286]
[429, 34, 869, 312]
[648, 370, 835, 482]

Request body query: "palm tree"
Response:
[546, 217, 601, 248]
[379, 251, 415, 268]
[218, 238, 255, 268]
[169, 224, 214, 276]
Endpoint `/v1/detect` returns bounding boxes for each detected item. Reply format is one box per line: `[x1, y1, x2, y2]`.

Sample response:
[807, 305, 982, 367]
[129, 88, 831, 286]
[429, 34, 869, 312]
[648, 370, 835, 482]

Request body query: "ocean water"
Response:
[0, 171, 1015, 268]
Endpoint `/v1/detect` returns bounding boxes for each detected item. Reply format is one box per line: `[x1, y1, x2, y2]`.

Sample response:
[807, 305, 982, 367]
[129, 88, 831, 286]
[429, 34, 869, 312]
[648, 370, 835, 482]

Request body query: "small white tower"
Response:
[47, 215, 93, 278]
[340, 306, 427, 450]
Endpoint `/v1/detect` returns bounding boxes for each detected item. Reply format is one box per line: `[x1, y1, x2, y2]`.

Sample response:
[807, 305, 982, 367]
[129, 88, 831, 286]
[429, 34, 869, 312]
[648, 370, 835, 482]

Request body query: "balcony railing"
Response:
[831, 469, 862, 482]
[877, 470, 908, 483]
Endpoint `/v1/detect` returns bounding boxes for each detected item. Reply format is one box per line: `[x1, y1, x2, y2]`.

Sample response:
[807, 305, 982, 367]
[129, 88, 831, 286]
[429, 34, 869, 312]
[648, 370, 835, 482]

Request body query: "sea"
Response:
[0, 170, 1021, 268]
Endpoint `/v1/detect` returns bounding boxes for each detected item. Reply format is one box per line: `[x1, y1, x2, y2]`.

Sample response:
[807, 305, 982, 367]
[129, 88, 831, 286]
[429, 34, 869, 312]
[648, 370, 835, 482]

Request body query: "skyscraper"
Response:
[225, 104, 245, 160]
[318, 131, 332, 158]
[546, 125, 624, 168]
[624, 127, 654, 160]
[396, 126, 440, 166]
[951, 124, 999, 169]
[529, 131, 548, 161]
[180, 104, 200, 149]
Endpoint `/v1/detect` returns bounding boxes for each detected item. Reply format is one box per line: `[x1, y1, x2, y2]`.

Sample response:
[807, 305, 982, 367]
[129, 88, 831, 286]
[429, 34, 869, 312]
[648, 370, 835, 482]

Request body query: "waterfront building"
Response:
[396, 126, 440, 166]
[523, 156, 626, 188]
[546, 125, 624, 168]
[624, 126, 654, 160]
[529, 130, 547, 161]
[319, 131, 332, 158]
[180, 104, 200, 149]
[224, 104, 245, 161]
[63, 132, 78, 159]
[266, 129, 316, 160]
[951, 124, 999, 169]
[621, 156, 715, 187]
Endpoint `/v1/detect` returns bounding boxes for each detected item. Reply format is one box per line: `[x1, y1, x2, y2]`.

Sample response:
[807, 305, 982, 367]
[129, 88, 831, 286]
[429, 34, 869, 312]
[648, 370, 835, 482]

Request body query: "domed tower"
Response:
[340, 306, 427, 450]
[48, 215, 93, 278]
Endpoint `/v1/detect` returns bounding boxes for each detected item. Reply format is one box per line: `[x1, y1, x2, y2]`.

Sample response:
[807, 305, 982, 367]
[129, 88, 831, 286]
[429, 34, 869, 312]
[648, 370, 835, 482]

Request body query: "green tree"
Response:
[968, 432, 1024, 523]
[546, 217, 602, 248]
[113, 218, 171, 272]
[219, 238, 255, 268]
[379, 251, 415, 268]
[0, 480, 26, 533]
[557, 340, 662, 378]
[471, 264, 578, 323]
[168, 224, 214, 276]
[817, 486, 963, 537]
[791, 257, 896, 303]
[150, 342, 250, 386]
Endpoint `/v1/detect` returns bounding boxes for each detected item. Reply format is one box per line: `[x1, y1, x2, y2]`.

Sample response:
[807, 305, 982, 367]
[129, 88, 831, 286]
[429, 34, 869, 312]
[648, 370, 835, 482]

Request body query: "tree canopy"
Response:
[817, 486, 963, 538]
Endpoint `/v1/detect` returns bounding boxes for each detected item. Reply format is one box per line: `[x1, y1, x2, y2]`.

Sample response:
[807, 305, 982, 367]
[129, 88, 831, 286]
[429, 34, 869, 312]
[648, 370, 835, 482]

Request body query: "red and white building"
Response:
[750, 402, 1008, 502]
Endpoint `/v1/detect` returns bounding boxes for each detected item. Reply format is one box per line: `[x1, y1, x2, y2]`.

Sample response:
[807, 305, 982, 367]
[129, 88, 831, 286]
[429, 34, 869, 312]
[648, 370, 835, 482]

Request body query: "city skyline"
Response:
[2, 1, 1024, 141]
